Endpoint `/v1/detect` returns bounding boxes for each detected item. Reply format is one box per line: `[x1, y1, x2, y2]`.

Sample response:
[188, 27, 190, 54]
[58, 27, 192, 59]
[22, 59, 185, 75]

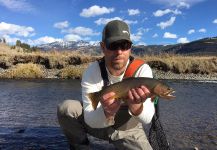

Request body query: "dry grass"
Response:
[58, 64, 88, 79]
[0, 44, 99, 69]
[0, 43, 25, 55]
[0, 43, 216, 79]
[141, 53, 217, 74]
[0, 63, 44, 79]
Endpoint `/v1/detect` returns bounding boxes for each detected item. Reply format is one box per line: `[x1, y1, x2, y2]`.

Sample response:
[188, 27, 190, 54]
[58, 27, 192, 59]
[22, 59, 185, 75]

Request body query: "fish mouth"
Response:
[161, 90, 176, 99]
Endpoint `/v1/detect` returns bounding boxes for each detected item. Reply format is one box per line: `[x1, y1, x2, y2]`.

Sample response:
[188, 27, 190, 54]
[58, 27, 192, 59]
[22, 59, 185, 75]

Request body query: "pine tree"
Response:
[16, 40, 22, 47]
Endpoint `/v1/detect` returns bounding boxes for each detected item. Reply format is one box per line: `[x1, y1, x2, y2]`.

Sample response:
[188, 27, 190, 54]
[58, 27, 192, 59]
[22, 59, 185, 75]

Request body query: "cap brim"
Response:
[106, 36, 132, 45]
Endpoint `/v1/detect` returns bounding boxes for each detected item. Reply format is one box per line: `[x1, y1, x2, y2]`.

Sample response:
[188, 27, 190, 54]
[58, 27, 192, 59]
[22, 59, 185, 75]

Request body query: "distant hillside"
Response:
[37, 37, 217, 56]
[131, 45, 174, 55]
[165, 37, 217, 55]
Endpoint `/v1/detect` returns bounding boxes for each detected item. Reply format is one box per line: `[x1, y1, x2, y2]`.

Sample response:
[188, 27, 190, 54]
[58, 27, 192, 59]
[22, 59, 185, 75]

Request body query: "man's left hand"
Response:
[127, 86, 151, 116]
[128, 85, 151, 104]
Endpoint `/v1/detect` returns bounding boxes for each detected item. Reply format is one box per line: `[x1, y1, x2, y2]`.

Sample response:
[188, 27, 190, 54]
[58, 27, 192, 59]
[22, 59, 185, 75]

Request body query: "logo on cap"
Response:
[122, 30, 129, 35]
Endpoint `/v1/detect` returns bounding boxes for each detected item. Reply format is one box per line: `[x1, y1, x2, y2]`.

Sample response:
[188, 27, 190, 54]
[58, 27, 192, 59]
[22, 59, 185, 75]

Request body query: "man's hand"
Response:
[127, 85, 152, 116]
[100, 92, 121, 118]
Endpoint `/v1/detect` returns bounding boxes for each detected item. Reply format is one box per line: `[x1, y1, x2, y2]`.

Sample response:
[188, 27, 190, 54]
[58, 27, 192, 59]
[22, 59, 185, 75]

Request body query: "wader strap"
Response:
[124, 59, 145, 78]
[98, 57, 109, 87]
[98, 56, 145, 131]
[97, 56, 135, 86]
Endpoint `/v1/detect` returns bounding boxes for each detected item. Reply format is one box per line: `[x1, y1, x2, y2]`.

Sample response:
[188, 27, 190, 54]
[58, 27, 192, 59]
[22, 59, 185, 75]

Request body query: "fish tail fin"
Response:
[88, 92, 100, 110]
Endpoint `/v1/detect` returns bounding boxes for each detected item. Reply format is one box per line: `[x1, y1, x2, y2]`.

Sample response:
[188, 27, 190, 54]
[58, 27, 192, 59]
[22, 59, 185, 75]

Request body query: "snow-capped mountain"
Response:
[38, 40, 100, 51]
[37, 37, 217, 56]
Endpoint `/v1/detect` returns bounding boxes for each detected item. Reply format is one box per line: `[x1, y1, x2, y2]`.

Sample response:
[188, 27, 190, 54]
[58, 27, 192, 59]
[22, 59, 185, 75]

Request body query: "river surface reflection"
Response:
[0, 79, 216, 150]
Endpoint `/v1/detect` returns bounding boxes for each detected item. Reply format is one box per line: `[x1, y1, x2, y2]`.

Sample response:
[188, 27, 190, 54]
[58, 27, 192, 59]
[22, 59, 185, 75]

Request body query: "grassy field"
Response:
[0, 43, 216, 79]
[140, 53, 217, 74]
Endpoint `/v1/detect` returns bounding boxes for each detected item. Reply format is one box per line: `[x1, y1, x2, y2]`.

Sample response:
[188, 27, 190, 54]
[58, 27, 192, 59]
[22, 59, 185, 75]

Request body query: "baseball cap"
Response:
[102, 20, 132, 46]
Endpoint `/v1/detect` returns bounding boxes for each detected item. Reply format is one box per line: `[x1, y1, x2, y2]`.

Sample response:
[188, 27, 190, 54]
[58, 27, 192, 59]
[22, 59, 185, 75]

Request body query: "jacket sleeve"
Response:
[81, 62, 111, 128]
[132, 64, 155, 124]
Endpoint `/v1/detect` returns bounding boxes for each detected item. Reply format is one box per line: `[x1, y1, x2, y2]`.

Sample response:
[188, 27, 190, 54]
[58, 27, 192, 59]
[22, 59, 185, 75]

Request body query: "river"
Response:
[0, 79, 216, 150]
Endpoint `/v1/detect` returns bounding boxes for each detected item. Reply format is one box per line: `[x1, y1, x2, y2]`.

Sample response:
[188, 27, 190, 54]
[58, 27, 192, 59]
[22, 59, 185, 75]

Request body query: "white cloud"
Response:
[153, 9, 181, 17]
[62, 26, 99, 36]
[152, 33, 159, 38]
[94, 17, 137, 26]
[130, 28, 149, 42]
[0, 0, 35, 12]
[163, 32, 177, 38]
[64, 34, 82, 41]
[177, 37, 189, 43]
[128, 9, 140, 16]
[173, 9, 182, 15]
[3, 36, 62, 45]
[141, 17, 148, 22]
[0, 22, 35, 37]
[124, 20, 138, 25]
[54, 21, 69, 29]
[1, 34, 20, 44]
[94, 17, 122, 25]
[27, 36, 62, 45]
[188, 29, 195, 34]
[137, 28, 150, 36]
[153, 9, 172, 17]
[147, 0, 204, 8]
[80, 5, 114, 17]
[137, 42, 147, 46]
[131, 34, 142, 42]
[177, 2, 190, 9]
[213, 19, 217, 24]
[198, 28, 206, 33]
[157, 17, 176, 29]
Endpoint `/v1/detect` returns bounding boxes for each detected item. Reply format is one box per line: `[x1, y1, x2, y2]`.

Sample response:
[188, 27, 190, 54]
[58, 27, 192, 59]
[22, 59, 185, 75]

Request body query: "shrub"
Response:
[58, 65, 87, 79]
[1, 63, 44, 79]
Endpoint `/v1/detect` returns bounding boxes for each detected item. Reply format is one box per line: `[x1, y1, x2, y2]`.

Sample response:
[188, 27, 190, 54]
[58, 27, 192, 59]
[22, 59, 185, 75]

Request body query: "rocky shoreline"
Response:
[152, 69, 217, 81]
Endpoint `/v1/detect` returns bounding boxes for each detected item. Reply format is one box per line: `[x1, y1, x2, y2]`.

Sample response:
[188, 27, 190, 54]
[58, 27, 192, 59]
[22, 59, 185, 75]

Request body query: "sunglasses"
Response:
[106, 41, 132, 51]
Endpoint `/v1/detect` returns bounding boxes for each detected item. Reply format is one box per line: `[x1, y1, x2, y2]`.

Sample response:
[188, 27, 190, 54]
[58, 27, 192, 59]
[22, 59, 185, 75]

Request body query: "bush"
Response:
[1, 63, 44, 79]
[58, 65, 87, 79]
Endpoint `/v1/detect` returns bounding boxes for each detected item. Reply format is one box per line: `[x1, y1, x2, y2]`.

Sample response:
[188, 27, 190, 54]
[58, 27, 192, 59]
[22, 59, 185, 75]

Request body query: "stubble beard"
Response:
[111, 57, 127, 70]
[111, 61, 125, 70]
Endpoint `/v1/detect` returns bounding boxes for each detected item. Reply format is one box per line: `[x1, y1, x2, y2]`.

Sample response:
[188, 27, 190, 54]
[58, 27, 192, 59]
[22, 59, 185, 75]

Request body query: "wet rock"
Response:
[17, 129, 25, 133]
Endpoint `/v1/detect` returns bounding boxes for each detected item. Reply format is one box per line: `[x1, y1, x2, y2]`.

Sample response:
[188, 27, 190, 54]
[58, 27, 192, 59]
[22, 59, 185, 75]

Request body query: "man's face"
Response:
[101, 40, 132, 71]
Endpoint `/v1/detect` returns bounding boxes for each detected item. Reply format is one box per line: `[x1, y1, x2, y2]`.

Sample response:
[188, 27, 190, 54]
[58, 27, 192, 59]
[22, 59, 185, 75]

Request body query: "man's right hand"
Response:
[100, 92, 121, 118]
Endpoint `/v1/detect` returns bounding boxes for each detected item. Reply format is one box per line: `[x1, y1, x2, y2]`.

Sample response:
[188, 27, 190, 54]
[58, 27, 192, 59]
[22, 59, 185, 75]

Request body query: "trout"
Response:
[88, 77, 175, 110]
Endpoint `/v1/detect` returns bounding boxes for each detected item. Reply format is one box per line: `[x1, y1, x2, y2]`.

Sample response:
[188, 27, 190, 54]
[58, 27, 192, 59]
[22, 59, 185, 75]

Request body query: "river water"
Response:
[0, 79, 216, 150]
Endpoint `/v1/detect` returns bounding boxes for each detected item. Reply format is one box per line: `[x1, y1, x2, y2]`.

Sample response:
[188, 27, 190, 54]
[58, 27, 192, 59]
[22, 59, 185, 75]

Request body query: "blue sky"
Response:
[0, 0, 217, 46]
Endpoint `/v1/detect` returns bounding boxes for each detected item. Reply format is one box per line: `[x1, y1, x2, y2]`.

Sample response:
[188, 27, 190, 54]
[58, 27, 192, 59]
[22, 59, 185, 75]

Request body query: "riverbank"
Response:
[1, 67, 216, 81]
[0, 43, 216, 80]
[152, 69, 217, 80]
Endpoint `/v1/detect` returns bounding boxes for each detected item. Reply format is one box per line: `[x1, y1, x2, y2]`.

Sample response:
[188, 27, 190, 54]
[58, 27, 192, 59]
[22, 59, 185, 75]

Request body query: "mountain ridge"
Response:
[37, 36, 217, 55]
